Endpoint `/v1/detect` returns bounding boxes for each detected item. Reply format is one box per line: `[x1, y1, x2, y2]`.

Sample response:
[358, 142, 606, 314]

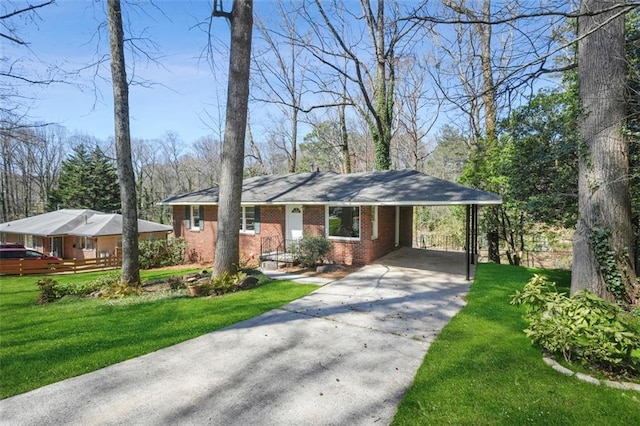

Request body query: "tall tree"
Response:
[212, 0, 253, 276]
[500, 88, 579, 228]
[573, 0, 637, 304]
[48, 144, 120, 212]
[252, 1, 309, 173]
[299, 120, 344, 172]
[441, 0, 502, 263]
[106, 0, 140, 286]
[305, 0, 419, 171]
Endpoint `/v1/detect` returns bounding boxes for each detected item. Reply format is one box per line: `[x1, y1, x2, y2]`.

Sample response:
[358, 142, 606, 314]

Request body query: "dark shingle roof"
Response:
[160, 170, 501, 206]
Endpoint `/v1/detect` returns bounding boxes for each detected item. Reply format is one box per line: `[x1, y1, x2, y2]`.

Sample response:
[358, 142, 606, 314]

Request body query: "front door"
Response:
[51, 236, 63, 258]
[286, 205, 303, 244]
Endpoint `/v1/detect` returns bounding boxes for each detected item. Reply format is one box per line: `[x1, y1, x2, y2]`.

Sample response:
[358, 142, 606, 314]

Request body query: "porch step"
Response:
[261, 261, 280, 271]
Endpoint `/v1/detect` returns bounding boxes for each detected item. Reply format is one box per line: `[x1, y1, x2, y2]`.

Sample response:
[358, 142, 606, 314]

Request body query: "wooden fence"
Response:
[0, 255, 122, 276]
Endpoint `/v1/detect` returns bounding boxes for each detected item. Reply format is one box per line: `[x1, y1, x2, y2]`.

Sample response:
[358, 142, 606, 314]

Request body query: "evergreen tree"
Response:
[48, 144, 120, 212]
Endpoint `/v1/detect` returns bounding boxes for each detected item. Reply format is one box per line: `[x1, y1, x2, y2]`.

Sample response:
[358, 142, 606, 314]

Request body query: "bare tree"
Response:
[302, 0, 422, 171]
[573, 0, 637, 304]
[394, 56, 440, 170]
[252, 1, 310, 172]
[106, 0, 140, 286]
[191, 135, 222, 187]
[212, 0, 253, 276]
[1, 0, 57, 123]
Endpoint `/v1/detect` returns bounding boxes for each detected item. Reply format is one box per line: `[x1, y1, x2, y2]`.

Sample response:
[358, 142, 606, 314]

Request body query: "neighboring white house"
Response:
[0, 209, 172, 259]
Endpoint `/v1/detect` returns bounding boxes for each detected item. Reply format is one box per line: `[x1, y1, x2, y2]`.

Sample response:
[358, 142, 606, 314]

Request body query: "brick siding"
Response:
[174, 204, 414, 267]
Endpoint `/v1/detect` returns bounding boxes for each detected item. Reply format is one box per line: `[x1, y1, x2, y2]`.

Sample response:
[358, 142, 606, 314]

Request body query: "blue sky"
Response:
[9, 0, 272, 143]
[7, 1, 563, 146]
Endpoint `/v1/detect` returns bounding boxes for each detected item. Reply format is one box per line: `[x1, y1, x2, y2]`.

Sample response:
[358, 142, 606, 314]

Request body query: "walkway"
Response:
[0, 248, 472, 426]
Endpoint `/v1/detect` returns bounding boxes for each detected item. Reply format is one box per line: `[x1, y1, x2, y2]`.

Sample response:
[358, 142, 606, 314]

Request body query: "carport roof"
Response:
[0, 209, 172, 237]
[160, 169, 501, 206]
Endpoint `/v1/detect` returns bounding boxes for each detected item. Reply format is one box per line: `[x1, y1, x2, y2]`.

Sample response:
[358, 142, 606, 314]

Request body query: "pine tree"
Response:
[48, 144, 121, 212]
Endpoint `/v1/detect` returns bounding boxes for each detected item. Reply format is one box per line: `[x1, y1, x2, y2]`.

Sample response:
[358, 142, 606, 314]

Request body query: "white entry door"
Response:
[286, 205, 304, 242]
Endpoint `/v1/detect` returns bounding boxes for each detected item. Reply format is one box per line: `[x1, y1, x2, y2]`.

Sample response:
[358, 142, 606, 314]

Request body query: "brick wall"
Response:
[237, 206, 285, 267]
[173, 205, 217, 263]
[327, 205, 401, 265]
[303, 205, 325, 236]
[172, 203, 414, 267]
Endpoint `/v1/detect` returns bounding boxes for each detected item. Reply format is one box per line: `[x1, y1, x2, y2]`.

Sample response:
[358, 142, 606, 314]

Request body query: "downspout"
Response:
[466, 204, 471, 281]
[395, 206, 400, 247]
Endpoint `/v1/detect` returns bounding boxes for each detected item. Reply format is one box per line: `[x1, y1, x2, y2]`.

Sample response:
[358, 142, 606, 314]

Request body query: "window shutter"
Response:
[184, 206, 191, 229]
[199, 206, 204, 227]
[254, 206, 261, 234]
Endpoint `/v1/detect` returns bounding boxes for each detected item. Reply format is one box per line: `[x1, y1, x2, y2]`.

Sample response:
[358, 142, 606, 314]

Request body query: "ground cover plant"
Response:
[0, 269, 318, 399]
[392, 263, 640, 426]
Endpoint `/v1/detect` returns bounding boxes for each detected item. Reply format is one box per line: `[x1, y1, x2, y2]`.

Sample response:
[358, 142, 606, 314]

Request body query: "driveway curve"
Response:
[0, 248, 471, 426]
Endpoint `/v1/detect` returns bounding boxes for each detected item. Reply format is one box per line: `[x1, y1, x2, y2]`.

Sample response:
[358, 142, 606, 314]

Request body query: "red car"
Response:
[0, 243, 62, 271]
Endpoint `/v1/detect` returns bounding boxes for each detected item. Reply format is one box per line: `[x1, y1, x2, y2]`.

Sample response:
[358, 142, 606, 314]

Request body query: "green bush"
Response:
[292, 235, 333, 268]
[138, 238, 187, 269]
[36, 272, 143, 303]
[512, 274, 640, 375]
[199, 271, 248, 296]
[36, 278, 62, 304]
[83, 272, 141, 299]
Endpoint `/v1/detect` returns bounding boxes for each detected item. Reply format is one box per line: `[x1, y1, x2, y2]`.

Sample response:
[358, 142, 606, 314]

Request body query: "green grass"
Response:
[0, 269, 318, 399]
[392, 263, 640, 426]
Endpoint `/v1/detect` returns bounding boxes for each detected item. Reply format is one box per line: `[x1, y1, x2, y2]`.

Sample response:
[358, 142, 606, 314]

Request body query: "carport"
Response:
[239, 169, 502, 279]
[314, 170, 502, 280]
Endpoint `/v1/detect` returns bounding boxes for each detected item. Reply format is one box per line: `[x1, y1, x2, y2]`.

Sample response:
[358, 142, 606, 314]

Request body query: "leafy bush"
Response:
[292, 235, 332, 268]
[36, 276, 104, 304]
[138, 238, 187, 269]
[36, 272, 142, 303]
[36, 278, 62, 304]
[512, 274, 640, 375]
[100, 280, 143, 299]
[199, 271, 248, 296]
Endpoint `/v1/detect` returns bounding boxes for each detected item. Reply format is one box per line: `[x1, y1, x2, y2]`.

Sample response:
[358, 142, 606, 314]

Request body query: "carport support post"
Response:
[465, 204, 471, 281]
[472, 204, 478, 264]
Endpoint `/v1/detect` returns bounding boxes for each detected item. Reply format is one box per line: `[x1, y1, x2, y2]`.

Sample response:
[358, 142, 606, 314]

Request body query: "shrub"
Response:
[36, 276, 105, 304]
[100, 280, 143, 299]
[512, 274, 640, 375]
[200, 271, 248, 296]
[36, 278, 62, 304]
[36, 272, 144, 303]
[292, 235, 332, 268]
[138, 238, 187, 269]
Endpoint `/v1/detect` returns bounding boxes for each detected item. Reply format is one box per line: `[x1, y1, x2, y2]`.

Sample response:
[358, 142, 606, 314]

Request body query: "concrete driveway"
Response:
[0, 248, 472, 426]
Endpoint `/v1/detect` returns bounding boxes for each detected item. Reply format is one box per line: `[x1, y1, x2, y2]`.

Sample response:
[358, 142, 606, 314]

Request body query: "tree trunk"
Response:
[373, 0, 391, 171]
[107, 0, 140, 286]
[339, 92, 351, 174]
[290, 107, 298, 173]
[213, 0, 253, 276]
[573, 0, 636, 303]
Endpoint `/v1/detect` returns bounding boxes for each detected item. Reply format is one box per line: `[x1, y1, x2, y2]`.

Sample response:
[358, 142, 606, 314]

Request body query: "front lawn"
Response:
[0, 269, 318, 399]
[392, 264, 640, 426]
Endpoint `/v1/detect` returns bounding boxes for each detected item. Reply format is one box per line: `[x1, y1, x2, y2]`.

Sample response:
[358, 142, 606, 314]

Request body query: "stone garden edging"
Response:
[542, 356, 640, 392]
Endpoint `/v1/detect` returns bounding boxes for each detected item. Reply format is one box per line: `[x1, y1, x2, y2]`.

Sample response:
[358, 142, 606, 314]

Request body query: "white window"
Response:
[191, 205, 201, 230]
[78, 237, 95, 250]
[240, 206, 255, 233]
[22, 234, 35, 248]
[326, 206, 360, 239]
[372, 206, 378, 240]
